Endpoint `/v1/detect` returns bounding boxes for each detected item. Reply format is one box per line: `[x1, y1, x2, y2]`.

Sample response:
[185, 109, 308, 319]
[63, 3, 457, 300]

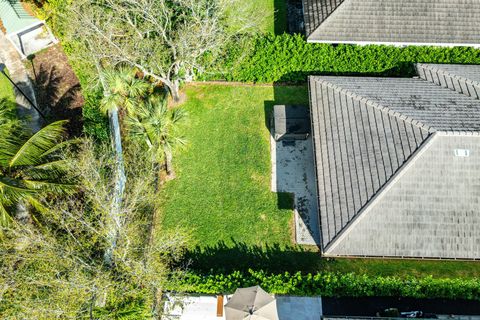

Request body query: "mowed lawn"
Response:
[160, 84, 308, 248]
[158, 84, 480, 279]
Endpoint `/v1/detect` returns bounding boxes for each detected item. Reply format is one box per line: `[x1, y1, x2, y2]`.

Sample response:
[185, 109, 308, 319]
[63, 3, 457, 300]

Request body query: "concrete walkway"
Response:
[162, 294, 323, 320]
[271, 136, 321, 246]
[0, 31, 41, 132]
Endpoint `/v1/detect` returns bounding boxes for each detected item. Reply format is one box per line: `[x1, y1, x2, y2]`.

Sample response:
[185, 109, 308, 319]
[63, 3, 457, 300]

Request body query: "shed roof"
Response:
[309, 67, 480, 258]
[0, 0, 40, 35]
[302, 0, 480, 46]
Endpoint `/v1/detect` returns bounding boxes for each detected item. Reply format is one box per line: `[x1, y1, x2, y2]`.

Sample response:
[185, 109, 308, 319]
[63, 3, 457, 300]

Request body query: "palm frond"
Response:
[40, 137, 82, 159]
[8, 120, 68, 168]
[23, 180, 77, 195]
[0, 202, 13, 227]
[0, 177, 35, 205]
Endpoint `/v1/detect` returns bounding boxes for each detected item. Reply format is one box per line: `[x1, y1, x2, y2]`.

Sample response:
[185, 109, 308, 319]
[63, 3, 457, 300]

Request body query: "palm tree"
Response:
[126, 95, 187, 181]
[0, 108, 75, 226]
[100, 68, 149, 115]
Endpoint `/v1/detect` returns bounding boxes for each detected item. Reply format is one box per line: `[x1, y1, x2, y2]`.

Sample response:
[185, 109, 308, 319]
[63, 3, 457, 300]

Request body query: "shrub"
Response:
[201, 34, 480, 83]
[170, 270, 480, 300]
[82, 90, 109, 142]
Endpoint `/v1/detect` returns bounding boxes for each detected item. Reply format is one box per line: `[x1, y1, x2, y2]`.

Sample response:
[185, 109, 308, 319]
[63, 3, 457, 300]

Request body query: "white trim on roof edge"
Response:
[306, 39, 480, 48]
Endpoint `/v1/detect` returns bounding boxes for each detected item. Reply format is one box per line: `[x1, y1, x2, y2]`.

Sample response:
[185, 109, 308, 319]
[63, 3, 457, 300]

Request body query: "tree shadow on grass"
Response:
[180, 239, 331, 273]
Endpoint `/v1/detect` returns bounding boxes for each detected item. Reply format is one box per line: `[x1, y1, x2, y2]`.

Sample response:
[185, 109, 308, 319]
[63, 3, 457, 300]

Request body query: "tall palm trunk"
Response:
[96, 63, 126, 267]
[164, 148, 176, 181]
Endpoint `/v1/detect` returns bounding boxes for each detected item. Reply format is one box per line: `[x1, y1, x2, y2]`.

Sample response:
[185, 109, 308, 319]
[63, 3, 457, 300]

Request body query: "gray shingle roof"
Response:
[309, 70, 480, 257]
[417, 64, 480, 99]
[302, 0, 480, 46]
[326, 134, 480, 259]
[302, 0, 344, 37]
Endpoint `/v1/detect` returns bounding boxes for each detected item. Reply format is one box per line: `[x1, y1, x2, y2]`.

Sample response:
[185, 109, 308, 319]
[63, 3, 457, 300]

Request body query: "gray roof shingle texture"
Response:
[309, 70, 480, 257]
[417, 64, 480, 99]
[327, 135, 480, 259]
[303, 0, 480, 45]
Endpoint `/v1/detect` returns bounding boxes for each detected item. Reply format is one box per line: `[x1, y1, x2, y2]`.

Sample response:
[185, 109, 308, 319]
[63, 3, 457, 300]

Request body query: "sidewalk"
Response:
[0, 31, 41, 132]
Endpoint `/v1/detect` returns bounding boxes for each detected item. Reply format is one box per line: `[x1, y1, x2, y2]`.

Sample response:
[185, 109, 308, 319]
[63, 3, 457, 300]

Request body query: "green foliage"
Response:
[0, 119, 75, 224]
[203, 34, 480, 83]
[83, 90, 110, 142]
[173, 270, 480, 301]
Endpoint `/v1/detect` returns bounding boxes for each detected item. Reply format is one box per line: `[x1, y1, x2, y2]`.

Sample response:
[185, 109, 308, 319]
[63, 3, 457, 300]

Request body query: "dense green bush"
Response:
[171, 270, 480, 300]
[202, 34, 480, 83]
[82, 90, 109, 142]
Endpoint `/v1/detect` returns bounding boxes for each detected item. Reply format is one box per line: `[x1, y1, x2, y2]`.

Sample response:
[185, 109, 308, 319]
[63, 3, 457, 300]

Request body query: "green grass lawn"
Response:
[160, 84, 308, 248]
[160, 84, 480, 279]
[227, 0, 287, 34]
[0, 69, 15, 102]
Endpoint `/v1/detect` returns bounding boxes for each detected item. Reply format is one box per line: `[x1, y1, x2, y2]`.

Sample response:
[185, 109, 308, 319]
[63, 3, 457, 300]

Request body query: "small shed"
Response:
[272, 105, 311, 141]
[0, 0, 57, 58]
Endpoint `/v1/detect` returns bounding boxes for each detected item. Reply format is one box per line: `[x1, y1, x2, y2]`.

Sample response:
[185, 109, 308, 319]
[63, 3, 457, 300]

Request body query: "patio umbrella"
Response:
[225, 286, 279, 320]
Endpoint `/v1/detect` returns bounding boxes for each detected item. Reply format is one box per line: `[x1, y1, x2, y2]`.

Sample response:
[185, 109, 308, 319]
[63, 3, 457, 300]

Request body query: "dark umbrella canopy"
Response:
[225, 286, 279, 320]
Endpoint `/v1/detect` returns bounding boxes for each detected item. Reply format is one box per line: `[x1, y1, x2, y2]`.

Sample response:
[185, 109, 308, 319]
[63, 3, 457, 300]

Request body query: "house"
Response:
[301, 0, 480, 47]
[0, 0, 57, 57]
[309, 64, 480, 259]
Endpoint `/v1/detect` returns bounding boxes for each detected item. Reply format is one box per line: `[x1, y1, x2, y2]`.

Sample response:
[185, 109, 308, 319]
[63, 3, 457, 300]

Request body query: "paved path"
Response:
[271, 136, 321, 246]
[0, 31, 41, 132]
[162, 294, 323, 320]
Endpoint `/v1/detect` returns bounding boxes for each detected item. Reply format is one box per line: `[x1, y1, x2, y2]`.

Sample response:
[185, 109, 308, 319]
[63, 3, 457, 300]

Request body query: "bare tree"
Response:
[61, 0, 265, 101]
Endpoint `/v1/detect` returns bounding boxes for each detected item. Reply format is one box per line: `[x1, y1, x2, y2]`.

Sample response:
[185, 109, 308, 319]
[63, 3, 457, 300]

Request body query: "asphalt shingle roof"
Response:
[309, 68, 480, 257]
[302, 0, 480, 46]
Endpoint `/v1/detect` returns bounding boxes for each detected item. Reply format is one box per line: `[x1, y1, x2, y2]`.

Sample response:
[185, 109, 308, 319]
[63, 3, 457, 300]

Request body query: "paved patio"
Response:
[270, 136, 321, 246]
[162, 294, 322, 320]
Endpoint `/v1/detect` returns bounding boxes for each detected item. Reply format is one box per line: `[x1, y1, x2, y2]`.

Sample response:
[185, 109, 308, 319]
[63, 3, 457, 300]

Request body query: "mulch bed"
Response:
[26, 44, 84, 136]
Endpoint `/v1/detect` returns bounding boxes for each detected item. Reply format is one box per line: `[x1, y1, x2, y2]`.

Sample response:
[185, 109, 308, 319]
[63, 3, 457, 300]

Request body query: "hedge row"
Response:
[171, 270, 480, 300]
[202, 34, 480, 83]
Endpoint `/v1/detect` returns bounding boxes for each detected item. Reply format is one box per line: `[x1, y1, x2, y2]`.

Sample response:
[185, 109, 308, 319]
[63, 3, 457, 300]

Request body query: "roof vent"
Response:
[454, 149, 470, 157]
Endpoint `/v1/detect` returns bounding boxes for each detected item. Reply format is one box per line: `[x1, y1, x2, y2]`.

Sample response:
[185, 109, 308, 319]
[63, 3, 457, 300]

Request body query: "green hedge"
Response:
[203, 34, 480, 83]
[171, 270, 480, 300]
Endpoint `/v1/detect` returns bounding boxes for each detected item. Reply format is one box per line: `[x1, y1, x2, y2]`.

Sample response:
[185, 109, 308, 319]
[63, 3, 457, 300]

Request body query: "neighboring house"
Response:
[301, 0, 480, 47]
[308, 64, 480, 259]
[0, 0, 57, 57]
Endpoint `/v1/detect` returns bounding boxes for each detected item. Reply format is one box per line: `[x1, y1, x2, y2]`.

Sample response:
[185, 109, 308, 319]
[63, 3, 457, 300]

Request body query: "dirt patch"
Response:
[26, 44, 84, 136]
[167, 91, 188, 108]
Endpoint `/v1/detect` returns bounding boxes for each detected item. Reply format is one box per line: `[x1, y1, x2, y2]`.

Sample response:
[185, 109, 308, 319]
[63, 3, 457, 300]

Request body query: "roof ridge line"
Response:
[317, 78, 433, 133]
[323, 132, 438, 254]
[417, 63, 480, 88]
